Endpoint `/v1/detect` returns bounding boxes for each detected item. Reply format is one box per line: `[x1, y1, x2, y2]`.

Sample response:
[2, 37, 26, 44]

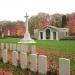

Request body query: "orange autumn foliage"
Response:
[16, 21, 25, 36]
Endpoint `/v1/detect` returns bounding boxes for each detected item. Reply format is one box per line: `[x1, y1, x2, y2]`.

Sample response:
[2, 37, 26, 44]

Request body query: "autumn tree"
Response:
[51, 14, 62, 27]
[16, 21, 25, 36]
[0, 21, 17, 37]
[28, 12, 49, 35]
[65, 13, 75, 35]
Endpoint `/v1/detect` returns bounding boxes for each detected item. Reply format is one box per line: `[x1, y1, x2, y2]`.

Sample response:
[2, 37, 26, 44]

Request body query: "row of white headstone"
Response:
[0, 43, 36, 53]
[2, 49, 47, 74]
[0, 43, 70, 75]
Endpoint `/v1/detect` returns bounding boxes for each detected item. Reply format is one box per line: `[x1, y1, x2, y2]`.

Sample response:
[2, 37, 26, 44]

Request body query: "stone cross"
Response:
[24, 13, 29, 33]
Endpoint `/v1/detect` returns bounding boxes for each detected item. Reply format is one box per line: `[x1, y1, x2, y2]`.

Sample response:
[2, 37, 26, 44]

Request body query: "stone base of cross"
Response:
[18, 31, 35, 44]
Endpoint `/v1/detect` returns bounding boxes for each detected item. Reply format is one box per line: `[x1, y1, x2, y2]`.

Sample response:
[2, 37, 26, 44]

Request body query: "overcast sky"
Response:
[0, 0, 75, 21]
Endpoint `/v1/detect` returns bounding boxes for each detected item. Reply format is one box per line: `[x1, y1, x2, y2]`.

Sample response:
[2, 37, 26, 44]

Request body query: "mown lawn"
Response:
[0, 38, 75, 54]
[36, 40, 75, 54]
[0, 38, 75, 72]
[36, 40, 75, 71]
[0, 37, 20, 43]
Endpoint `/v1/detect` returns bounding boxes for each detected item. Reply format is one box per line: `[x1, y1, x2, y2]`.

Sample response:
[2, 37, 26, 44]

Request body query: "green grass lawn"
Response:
[0, 37, 75, 72]
[0, 37, 75, 54]
[36, 40, 75, 54]
[0, 37, 20, 43]
[36, 40, 75, 71]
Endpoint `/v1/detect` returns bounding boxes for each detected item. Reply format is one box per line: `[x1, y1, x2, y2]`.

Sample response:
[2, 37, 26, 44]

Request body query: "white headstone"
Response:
[12, 51, 18, 66]
[25, 44, 28, 52]
[12, 44, 16, 51]
[20, 52, 27, 69]
[9, 43, 13, 50]
[38, 55, 47, 74]
[20, 44, 27, 53]
[30, 54, 37, 72]
[16, 44, 21, 52]
[31, 45, 36, 54]
[20, 44, 24, 52]
[5, 43, 9, 50]
[1, 43, 4, 50]
[59, 58, 70, 75]
[2, 49, 8, 63]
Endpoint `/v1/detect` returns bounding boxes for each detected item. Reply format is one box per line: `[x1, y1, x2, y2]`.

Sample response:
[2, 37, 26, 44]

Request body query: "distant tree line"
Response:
[0, 12, 75, 37]
[28, 12, 75, 35]
[0, 21, 24, 37]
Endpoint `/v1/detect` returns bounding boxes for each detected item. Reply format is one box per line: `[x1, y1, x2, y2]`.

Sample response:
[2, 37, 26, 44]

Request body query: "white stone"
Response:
[20, 44, 28, 53]
[25, 44, 28, 52]
[16, 44, 21, 52]
[20, 52, 27, 69]
[38, 55, 47, 74]
[59, 58, 70, 75]
[20, 44, 25, 52]
[9, 43, 13, 50]
[30, 54, 37, 72]
[31, 45, 36, 54]
[12, 44, 16, 51]
[12, 51, 18, 66]
[2, 49, 8, 63]
[1, 43, 4, 50]
[5, 43, 9, 50]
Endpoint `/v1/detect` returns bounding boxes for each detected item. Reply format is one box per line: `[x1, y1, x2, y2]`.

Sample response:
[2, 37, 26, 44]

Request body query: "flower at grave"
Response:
[47, 60, 59, 74]
[47, 60, 54, 65]
[28, 48, 31, 52]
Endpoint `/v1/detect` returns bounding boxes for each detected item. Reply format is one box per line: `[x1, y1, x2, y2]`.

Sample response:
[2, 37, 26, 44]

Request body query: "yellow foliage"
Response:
[16, 28, 25, 36]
